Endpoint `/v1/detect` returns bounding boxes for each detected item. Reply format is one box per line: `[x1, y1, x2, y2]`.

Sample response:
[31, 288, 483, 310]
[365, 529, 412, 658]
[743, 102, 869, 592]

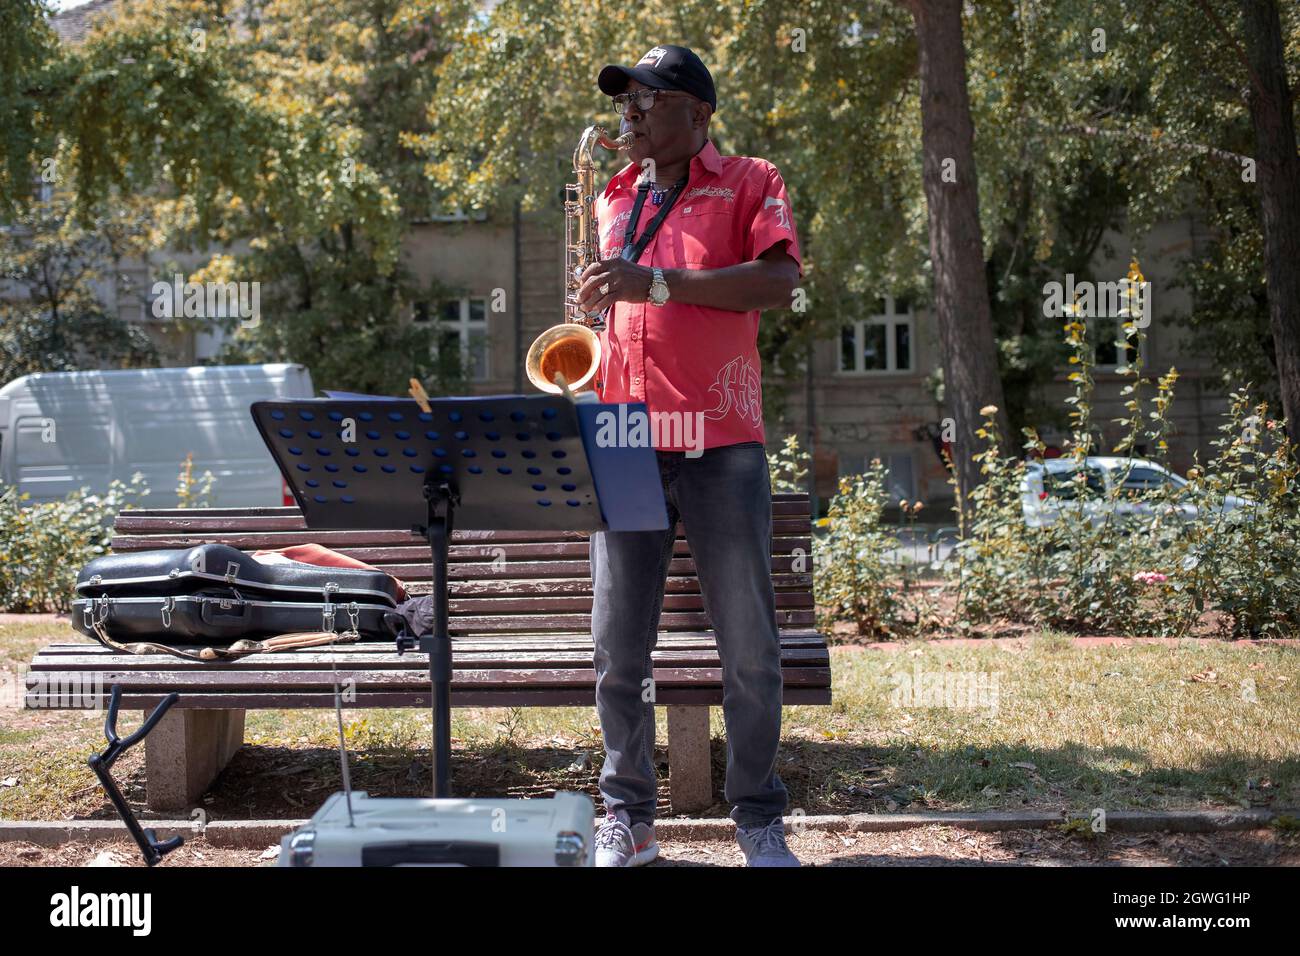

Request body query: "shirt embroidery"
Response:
[602, 209, 632, 245]
[763, 196, 791, 230]
[685, 185, 736, 202]
[703, 354, 763, 425]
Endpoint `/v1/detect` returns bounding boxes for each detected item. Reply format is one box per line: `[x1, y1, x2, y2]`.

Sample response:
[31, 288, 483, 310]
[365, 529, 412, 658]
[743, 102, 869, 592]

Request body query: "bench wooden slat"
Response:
[27, 665, 831, 697]
[427, 574, 815, 596]
[30, 632, 826, 655]
[96, 556, 813, 584]
[36, 686, 832, 710]
[28, 645, 829, 673]
[112, 515, 814, 537]
[442, 592, 812, 613]
[108, 534, 812, 556]
[30, 629, 828, 659]
[111, 496, 811, 525]
[443, 609, 814, 633]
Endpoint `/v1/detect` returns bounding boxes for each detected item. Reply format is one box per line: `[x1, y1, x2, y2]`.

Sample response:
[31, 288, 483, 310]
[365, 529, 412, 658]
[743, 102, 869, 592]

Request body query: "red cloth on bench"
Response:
[250, 544, 408, 600]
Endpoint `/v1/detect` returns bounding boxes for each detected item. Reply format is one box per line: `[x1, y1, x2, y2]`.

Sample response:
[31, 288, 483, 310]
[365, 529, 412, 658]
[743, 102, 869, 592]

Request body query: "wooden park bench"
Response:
[25, 493, 831, 812]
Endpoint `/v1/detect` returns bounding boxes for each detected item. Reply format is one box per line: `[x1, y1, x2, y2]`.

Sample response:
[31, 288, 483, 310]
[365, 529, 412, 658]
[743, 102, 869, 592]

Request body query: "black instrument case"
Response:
[72, 544, 402, 644]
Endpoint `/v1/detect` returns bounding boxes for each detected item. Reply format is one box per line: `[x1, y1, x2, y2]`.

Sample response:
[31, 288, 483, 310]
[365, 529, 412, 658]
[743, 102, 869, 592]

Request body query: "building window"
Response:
[1091, 314, 1142, 370]
[195, 324, 228, 363]
[840, 295, 913, 373]
[840, 450, 917, 504]
[415, 297, 490, 381]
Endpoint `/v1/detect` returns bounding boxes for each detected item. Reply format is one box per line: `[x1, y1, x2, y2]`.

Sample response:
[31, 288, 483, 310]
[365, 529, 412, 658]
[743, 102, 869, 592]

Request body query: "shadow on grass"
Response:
[775, 739, 1300, 817]
[66, 736, 1300, 823]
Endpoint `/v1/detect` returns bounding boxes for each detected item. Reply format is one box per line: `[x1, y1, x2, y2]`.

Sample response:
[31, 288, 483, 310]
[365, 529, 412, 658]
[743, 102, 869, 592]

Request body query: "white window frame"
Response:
[418, 296, 491, 382]
[1089, 312, 1148, 373]
[839, 294, 914, 374]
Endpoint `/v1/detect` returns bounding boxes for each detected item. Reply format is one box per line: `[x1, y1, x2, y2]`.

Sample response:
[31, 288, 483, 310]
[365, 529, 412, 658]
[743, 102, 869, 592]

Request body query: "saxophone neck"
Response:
[575, 126, 634, 168]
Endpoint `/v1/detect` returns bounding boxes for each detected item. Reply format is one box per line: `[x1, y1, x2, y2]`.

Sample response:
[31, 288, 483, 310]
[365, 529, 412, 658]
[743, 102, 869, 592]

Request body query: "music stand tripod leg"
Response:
[416, 479, 458, 799]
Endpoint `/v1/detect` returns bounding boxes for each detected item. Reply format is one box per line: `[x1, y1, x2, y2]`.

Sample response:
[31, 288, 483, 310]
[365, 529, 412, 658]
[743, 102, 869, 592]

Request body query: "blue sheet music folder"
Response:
[253, 393, 668, 533]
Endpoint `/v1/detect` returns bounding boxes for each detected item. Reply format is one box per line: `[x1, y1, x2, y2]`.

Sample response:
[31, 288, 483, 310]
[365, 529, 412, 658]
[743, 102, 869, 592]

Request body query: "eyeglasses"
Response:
[611, 89, 692, 115]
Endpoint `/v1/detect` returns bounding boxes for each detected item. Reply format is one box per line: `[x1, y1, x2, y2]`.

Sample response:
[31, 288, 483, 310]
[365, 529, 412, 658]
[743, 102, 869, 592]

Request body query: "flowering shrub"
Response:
[767, 432, 811, 494]
[0, 473, 149, 613]
[176, 452, 217, 508]
[1164, 391, 1300, 637]
[951, 262, 1300, 637]
[813, 460, 903, 637]
[815, 260, 1300, 640]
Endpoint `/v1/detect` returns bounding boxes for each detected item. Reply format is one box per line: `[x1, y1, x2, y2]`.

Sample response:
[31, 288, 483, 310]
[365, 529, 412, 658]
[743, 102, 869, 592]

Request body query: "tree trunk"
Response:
[905, 0, 1009, 520]
[1239, 0, 1300, 434]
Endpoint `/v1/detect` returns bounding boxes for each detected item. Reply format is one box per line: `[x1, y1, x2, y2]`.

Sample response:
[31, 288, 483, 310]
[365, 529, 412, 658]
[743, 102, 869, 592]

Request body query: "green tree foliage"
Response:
[415, 1, 1295, 435]
[0, 0, 59, 220]
[0, 187, 159, 382]
[0, 0, 1294, 426]
[7, 0, 476, 393]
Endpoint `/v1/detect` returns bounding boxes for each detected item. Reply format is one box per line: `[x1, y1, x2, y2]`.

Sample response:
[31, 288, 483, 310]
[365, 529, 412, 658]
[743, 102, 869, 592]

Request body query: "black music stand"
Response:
[251, 393, 667, 798]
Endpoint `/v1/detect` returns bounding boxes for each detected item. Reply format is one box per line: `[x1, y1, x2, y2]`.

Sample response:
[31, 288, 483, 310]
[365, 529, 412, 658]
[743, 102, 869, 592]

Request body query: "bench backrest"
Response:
[109, 494, 814, 637]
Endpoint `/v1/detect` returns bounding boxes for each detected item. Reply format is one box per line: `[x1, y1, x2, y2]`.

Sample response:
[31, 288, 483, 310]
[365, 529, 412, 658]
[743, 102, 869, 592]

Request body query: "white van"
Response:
[0, 363, 314, 508]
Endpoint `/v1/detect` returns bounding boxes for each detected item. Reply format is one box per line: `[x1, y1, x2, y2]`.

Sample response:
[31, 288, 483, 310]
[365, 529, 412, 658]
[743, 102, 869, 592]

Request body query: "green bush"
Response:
[1166, 391, 1300, 637]
[0, 473, 149, 613]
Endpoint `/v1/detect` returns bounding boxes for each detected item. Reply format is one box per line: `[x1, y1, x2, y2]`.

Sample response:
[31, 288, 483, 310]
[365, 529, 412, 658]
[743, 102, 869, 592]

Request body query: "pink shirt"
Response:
[594, 139, 802, 452]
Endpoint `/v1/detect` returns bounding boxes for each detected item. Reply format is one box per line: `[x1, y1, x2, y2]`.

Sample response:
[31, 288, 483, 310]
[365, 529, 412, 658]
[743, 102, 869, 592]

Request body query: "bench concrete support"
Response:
[144, 708, 245, 811]
[666, 705, 713, 813]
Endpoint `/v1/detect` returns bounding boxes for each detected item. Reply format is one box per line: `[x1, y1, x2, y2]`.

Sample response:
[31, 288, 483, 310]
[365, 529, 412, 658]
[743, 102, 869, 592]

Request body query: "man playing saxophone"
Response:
[575, 44, 804, 866]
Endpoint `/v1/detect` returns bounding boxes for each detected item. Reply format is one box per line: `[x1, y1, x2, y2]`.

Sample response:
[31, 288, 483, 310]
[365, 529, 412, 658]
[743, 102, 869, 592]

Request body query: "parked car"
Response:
[1020, 456, 1252, 529]
[0, 363, 314, 508]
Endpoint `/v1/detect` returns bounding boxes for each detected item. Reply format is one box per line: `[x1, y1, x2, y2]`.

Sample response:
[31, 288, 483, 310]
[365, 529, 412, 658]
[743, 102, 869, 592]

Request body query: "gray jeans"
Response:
[588, 440, 789, 829]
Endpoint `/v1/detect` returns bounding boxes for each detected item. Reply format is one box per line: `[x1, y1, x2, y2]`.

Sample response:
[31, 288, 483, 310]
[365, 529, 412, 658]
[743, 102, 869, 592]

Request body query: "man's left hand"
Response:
[576, 258, 653, 314]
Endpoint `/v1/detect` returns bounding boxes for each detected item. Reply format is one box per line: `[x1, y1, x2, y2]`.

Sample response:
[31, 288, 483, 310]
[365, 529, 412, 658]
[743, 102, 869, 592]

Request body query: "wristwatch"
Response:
[648, 267, 670, 307]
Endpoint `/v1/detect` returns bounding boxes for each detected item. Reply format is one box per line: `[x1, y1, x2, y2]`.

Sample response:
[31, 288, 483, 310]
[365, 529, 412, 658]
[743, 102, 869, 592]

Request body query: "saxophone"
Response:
[525, 125, 634, 394]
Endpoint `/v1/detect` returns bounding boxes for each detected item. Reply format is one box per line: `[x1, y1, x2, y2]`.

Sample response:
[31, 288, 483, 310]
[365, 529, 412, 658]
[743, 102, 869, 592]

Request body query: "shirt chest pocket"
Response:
[661, 203, 740, 268]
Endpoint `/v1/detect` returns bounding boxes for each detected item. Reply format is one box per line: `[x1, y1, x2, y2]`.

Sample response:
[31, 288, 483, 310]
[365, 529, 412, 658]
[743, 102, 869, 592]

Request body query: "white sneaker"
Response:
[594, 812, 659, 867]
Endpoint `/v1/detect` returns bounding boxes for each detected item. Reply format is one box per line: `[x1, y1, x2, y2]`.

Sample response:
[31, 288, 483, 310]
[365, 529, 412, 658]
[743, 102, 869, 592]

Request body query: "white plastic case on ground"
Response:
[279, 791, 594, 867]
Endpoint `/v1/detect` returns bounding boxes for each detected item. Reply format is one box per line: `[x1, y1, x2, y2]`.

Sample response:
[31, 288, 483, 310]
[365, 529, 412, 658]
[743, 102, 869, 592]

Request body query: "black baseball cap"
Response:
[598, 45, 716, 111]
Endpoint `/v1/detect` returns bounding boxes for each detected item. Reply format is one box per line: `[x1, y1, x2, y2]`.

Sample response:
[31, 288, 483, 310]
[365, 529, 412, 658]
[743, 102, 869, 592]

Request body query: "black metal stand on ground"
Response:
[414, 479, 457, 798]
[88, 685, 185, 866]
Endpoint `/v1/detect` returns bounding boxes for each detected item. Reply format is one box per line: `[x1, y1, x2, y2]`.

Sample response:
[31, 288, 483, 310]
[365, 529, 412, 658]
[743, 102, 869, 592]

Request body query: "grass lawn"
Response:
[1, 616, 1297, 822]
